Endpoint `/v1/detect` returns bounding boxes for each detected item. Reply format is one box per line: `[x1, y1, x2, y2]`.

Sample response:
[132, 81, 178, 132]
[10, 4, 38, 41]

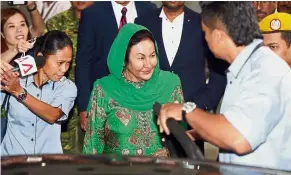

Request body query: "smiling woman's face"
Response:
[2, 13, 29, 48]
[124, 38, 157, 82]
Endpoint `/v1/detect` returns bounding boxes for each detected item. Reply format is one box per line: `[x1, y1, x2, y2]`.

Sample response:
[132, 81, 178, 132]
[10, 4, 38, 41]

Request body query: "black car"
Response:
[2, 104, 290, 175]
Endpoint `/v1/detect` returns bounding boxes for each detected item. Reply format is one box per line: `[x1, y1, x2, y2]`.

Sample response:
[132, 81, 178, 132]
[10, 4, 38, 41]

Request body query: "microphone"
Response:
[12, 55, 46, 77]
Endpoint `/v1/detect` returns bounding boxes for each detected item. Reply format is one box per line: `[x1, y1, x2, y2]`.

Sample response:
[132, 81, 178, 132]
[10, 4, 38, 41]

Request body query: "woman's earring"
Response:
[1, 32, 5, 38]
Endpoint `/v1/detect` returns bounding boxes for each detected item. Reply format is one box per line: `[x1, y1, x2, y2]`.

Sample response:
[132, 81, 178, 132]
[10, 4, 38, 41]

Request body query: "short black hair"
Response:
[200, 2, 263, 46]
[281, 32, 291, 47]
[34, 30, 73, 56]
[125, 30, 156, 64]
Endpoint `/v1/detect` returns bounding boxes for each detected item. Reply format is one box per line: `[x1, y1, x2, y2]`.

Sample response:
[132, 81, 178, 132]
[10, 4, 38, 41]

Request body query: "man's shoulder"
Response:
[135, 1, 157, 10]
[135, 8, 160, 25]
[254, 47, 290, 72]
[83, 1, 111, 15]
[47, 9, 72, 23]
[55, 77, 77, 93]
[247, 46, 290, 83]
[183, 7, 202, 24]
[46, 9, 76, 30]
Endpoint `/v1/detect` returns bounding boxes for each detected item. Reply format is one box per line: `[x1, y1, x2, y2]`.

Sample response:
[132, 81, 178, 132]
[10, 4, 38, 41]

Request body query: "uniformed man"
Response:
[46, 1, 94, 154]
[259, 12, 291, 67]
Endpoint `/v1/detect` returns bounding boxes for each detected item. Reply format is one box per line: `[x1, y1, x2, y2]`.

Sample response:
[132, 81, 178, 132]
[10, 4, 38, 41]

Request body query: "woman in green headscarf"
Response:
[82, 24, 184, 157]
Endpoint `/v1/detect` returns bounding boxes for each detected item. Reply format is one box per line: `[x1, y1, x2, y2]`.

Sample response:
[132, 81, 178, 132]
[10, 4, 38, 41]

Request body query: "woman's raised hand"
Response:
[15, 39, 34, 53]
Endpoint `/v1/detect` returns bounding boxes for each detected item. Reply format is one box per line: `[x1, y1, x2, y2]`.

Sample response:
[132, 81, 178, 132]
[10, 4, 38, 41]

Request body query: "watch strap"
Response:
[17, 88, 28, 102]
[27, 3, 37, 12]
[182, 109, 188, 123]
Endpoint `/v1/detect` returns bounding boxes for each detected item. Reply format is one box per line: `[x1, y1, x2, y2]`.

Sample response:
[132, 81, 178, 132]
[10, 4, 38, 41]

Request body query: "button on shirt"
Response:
[111, 1, 137, 28]
[219, 39, 291, 170]
[160, 8, 184, 66]
[1, 75, 77, 156]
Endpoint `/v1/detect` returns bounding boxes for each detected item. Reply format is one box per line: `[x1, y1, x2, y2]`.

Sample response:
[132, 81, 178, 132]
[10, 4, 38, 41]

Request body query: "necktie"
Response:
[119, 7, 127, 30]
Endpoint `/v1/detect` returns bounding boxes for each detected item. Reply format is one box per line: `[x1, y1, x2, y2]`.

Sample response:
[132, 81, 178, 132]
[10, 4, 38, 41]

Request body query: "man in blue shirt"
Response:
[157, 2, 291, 170]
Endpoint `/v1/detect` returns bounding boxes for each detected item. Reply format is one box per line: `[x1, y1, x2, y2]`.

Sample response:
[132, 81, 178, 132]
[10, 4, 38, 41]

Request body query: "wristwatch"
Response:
[27, 3, 37, 12]
[17, 88, 28, 102]
[182, 102, 197, 122]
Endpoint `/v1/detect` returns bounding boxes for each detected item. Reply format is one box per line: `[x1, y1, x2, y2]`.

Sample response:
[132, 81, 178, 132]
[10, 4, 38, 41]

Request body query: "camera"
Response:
[8, 1, 28, 6]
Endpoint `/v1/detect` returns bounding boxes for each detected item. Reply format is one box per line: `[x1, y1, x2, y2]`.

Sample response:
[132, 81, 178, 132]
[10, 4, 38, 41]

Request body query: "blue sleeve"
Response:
[50, 80, 77, 121]
[191, 38, 228, 111]
[222, 71, 283, 150]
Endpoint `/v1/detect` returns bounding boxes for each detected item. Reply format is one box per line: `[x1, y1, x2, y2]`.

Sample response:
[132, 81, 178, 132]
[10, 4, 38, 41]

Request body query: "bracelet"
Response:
[27, 3, 37, 12]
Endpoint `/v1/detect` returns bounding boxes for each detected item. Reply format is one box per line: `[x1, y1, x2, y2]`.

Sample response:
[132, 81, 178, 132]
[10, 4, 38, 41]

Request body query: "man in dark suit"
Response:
[135, 1, 228, 154]
[75, 1, 156, 130]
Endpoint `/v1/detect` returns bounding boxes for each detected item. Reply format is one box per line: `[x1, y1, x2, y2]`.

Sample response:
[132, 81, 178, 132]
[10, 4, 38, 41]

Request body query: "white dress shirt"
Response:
[160, 8, 184, 66]
[111, 1, 138, 28]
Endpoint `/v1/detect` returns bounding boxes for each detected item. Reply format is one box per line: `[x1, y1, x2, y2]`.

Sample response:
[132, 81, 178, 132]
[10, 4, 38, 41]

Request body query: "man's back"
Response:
[220, 40, 290, 169]
[279, 71, 291, 171]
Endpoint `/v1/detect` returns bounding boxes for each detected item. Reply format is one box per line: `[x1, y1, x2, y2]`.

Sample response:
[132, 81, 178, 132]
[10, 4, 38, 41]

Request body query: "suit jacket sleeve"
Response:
[192, 41, 228, 111]
[75, 8, 98, 112]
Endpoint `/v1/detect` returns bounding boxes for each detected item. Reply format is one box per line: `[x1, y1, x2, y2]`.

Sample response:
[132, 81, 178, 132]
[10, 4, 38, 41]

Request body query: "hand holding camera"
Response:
[14, 38, 34, 53]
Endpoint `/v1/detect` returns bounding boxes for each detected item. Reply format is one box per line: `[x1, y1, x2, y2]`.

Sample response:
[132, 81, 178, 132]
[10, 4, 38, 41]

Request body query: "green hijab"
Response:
[96, 23, 181, 111]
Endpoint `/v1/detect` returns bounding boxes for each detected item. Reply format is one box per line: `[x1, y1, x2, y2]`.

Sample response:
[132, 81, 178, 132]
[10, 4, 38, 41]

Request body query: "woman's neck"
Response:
[6, 42, 15, 51]
[123, 70, 143, 83]
[33, 69, 49, 87]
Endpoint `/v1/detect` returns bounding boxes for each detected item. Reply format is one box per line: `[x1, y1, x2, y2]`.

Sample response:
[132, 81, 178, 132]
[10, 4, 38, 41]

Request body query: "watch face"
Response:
[18, 94, 26, 101]
[17, 89, 27, 102]
[183, 102, 196, 113]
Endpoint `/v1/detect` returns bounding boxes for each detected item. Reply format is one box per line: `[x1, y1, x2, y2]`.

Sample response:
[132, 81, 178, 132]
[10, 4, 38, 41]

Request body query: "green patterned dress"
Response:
[46, 8, 83, 154]
[82, 23, 185, 157]
[83, 83, 184, 156]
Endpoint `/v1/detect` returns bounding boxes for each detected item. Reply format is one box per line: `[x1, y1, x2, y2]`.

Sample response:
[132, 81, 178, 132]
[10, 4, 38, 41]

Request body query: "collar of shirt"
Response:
[159, 8, 184, 66]
[228, 39, 263, 78]
[111, 1, 137, 28]
[23, 74, 66, 89]
[159, 8, 184, 23]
